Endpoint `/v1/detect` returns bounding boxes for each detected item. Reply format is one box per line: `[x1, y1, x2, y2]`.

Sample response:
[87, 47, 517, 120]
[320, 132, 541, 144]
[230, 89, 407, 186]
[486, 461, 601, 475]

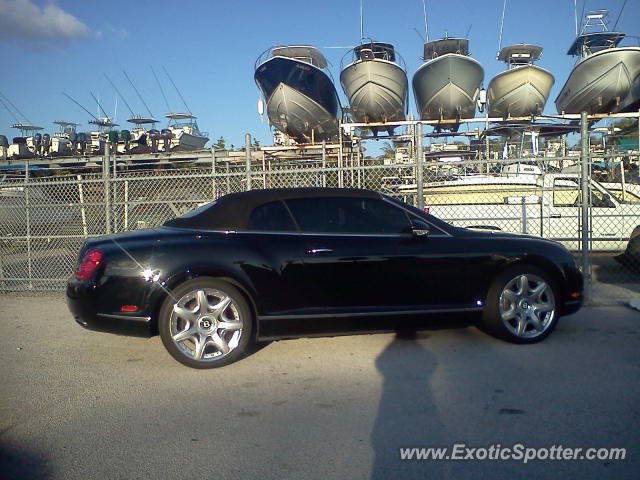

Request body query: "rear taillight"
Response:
[423, 207, 430, 214]
[75, 249, 103, 280]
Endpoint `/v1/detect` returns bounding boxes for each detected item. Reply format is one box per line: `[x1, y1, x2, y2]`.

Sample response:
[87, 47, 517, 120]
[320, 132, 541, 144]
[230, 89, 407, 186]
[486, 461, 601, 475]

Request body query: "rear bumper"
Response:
[66, 280, 154, 337]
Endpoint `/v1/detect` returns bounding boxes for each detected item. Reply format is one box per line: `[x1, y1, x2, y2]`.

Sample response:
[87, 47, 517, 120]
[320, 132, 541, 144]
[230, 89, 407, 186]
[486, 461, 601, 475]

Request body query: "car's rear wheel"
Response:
[159, 278, 253, 368]
[482, 266, 558, 343]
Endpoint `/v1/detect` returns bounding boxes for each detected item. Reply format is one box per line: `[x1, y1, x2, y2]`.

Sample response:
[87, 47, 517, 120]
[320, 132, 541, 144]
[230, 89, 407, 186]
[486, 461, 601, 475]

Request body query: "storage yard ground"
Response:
[1, 295, 639, 479]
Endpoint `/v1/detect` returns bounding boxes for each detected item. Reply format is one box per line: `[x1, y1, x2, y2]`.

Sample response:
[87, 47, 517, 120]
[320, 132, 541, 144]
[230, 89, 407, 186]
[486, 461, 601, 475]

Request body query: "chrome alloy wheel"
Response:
[169, 288, 243, 362]
[498, 274, 556, 339]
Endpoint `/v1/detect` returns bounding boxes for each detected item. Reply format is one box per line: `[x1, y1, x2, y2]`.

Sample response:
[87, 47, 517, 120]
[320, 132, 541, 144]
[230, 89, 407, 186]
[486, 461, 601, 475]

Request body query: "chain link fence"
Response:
[1, 148, 638, 304]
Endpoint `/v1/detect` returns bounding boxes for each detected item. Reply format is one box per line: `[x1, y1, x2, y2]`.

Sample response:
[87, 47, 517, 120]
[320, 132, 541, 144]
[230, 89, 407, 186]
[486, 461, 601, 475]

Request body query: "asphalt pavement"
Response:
[1, 295, 639, 479]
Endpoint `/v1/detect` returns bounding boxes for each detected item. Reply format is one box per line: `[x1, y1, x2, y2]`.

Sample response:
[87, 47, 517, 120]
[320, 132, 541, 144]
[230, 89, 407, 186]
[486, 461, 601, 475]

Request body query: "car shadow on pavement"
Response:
[0, 442, 51, 480]
[370, 329, 449, 479]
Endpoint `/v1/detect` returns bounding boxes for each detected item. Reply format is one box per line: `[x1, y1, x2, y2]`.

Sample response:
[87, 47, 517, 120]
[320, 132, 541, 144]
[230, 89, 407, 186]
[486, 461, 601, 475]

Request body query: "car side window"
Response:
[248, 201, 297, 232]
[553, 178, 614, 208]
[285, 197, 411, 234]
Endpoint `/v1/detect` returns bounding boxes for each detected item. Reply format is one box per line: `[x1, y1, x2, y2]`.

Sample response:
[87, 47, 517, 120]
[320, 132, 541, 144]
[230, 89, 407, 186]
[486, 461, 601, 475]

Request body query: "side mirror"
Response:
[603, 193, 615, 207]
[412, 228, 430, 237]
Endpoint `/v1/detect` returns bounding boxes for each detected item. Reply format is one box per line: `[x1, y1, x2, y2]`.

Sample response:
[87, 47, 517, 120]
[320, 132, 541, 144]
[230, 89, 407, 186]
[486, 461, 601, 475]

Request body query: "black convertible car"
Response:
[67, 188, 583, 368]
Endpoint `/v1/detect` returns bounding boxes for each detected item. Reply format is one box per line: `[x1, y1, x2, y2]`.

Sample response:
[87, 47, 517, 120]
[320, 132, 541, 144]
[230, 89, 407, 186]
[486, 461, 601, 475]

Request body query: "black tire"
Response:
[159, 277, 253, 368]
[481, 265, 559, 344]
[616, 227, 640, 271]
[627, 227, 640, 256]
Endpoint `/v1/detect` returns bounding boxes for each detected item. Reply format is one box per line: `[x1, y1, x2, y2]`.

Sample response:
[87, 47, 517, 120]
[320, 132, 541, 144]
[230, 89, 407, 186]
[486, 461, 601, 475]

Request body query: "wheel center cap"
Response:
[198, 317, 215, 330]
[520, 300, 531, 310]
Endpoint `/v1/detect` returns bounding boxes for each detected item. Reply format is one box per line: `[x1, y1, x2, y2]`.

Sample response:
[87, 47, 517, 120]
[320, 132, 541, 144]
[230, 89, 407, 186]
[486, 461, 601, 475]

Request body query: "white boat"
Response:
[412, 38, 484, 125]
[7, 124, 42, 159]
[555, 10, 640, 114]
[487, 44, 554, 118]
[48, 121, 77, 156]
[254, 45, 340, 143]
[340, 41, 407, 135]
[165, 113, 208, 150]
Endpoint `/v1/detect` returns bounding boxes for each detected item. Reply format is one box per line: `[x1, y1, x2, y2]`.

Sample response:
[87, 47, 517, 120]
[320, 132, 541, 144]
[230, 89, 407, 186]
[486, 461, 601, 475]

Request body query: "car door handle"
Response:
[305, 248, 333, 255]
[550, 214, 562, 218]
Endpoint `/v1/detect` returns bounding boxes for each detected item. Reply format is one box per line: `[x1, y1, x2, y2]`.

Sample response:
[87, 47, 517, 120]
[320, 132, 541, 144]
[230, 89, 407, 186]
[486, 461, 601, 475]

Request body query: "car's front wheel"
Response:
[159, 278, 253, 368]
[482, 266, 558, 344]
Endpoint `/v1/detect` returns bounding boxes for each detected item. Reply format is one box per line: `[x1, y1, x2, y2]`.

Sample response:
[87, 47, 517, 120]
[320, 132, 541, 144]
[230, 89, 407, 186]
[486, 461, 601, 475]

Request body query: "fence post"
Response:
[77, 175, 88, 237]
[338, 126, 344, 188]
[262, 152, 267, 189]
[580, 111, 591, 303]
[321, 140, 327, 187]
[124, 180, 129, 231]
[521, 197, 528, 234]
[245, 134, 252, 190]
[211, 147, 216, 199]
[485, 113, 490, 170]
[416, 122, 424, 210]
[24, 157, 32, 290]
[112, 144, 118, 233]
[103, 142, 112, 234]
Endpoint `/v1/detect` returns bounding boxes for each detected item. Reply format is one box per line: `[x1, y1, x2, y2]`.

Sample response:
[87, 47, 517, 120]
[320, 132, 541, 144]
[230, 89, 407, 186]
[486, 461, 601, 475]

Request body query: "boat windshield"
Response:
[497, 44, 543, 65]
[423, 38, 469, 59]
[271, 46, 328, 68]
[354, 42, 396, 62]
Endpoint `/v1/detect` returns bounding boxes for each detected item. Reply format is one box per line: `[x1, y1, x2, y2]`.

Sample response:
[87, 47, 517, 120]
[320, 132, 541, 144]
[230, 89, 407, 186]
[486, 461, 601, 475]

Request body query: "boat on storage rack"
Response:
[487, 44, 554, 118]
[340, 41, 408, 135]
[555, 10, 640, 114]
[254, 45, 340, 143]
[412, 37, 484, 128]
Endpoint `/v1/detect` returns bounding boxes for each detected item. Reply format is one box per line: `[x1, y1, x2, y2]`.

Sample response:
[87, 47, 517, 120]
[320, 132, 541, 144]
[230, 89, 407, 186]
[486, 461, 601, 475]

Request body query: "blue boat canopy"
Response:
[567, 32, 625, 56]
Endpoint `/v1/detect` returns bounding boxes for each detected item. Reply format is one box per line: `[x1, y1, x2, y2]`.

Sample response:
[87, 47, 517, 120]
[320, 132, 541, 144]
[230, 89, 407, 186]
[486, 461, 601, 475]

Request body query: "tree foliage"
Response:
[213, 136, 226, 150]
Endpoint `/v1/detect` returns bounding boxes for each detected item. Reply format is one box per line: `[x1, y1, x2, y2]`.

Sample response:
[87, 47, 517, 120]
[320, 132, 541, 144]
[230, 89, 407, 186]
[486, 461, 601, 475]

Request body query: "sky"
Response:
[0, 0, 638, 150]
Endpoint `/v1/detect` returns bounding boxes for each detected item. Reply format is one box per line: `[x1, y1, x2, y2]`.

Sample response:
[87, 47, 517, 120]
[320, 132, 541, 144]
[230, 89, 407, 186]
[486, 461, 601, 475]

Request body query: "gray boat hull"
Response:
[488, 65, 554, 117]
[267, 83, 339, 143]
[412, 54, 484, 122]
[555, 46, 640, 114]
[340, 59, 407, 131]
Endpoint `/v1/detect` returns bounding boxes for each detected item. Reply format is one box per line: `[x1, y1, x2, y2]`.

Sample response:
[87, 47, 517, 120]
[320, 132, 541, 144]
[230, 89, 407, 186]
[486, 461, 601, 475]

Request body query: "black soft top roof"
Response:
[163, 188, 380, 230]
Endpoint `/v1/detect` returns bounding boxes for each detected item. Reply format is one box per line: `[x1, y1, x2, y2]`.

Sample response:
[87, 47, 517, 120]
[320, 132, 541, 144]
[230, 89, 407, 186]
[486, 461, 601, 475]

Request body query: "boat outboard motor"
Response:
[120, 129, 131, 152]
[148, 129, 159, 152]
[34, 133, 42, 155]
[77, 132, 87, 153]
[68, 131, 77, 152]
[42, 133, 51, 155]
[161, 129, 173, 150]
[108, 130, 119, 144]
[0, 135, 8, 159]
